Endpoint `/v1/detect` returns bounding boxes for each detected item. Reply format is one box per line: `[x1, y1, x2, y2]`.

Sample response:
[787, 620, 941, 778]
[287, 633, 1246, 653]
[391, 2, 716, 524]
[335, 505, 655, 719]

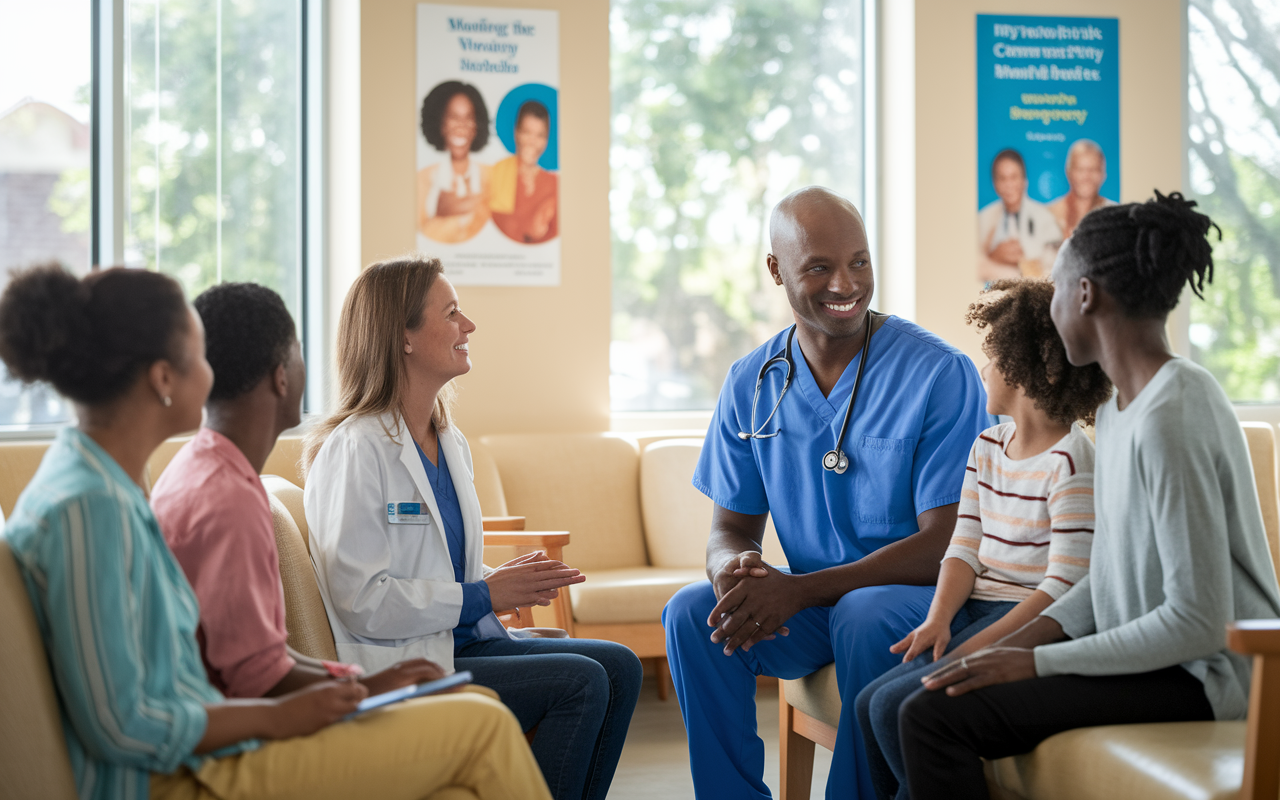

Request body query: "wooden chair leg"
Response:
[655, 657, 671, 701]
[1242, 651, 1280, 800]
[779, 688, 815, 800]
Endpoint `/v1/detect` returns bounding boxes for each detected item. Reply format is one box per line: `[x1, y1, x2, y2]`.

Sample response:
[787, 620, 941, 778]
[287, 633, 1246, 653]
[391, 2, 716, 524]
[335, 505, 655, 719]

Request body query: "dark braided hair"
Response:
[967, 279, 1113, 427]
[1067, 190, 1221, 318]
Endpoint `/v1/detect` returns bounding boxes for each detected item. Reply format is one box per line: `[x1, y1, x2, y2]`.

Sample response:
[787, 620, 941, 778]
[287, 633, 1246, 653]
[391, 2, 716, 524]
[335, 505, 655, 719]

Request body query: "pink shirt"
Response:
[151, 428, 295, 697]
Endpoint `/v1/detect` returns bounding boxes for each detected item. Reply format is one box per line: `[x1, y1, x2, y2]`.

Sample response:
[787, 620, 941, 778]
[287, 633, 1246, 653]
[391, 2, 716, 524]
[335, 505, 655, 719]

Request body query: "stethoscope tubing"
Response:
[739, 311, 877, 475]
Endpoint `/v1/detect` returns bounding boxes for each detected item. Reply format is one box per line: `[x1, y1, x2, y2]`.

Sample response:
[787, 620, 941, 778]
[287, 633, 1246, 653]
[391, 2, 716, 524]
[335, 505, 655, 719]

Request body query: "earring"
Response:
[162, 396, 172, 408]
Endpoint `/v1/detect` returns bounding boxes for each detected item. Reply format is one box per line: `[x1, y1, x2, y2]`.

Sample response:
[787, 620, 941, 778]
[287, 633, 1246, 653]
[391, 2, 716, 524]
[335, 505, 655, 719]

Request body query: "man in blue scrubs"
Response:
[663, 186, 991, 799]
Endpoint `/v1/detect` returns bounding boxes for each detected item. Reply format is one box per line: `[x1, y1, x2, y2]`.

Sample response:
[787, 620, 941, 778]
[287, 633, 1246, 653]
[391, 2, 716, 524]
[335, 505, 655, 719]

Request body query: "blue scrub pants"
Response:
[663, 580, 936, 800]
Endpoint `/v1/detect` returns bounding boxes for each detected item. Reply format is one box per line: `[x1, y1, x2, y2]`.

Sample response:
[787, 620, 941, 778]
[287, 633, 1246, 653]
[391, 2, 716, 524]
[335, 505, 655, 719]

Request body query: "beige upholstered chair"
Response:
[473, 432, 784, 696]
[779, 421, 1280, 800]
[261, 474, 339, 661]
[0, 539, 77, 799]
[0, 442, 52, 519]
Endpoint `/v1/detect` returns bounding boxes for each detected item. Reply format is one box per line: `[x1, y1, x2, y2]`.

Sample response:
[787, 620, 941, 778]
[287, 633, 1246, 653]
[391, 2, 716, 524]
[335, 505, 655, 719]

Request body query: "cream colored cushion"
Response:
[146, 434, 194, 485]
[641, 439, 717, 568]
[639, 438, 786, 567]
[261, 435, 306, 488]
[0, 442, 50, 519]
[0, 540, 77, 799]
[481, 433, 648, 571]
[1242, 422, 1279, 573]
[782, 663, 840, 729]
[569, 566, 706, 625]
[987, 722, 1245, 800]
[469, 438, 509, 517]
[262, 475, 337, 661]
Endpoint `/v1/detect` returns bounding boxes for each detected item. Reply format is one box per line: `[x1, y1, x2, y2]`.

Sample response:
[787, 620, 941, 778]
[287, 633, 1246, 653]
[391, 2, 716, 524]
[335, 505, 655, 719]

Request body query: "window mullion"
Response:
[92, 0, 128, 268]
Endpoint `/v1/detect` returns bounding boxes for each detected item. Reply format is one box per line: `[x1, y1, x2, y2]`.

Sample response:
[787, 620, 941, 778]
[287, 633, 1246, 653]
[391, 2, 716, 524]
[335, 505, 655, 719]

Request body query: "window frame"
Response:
[19, 0, 327, 437]
[1176, 0, 1280, 421]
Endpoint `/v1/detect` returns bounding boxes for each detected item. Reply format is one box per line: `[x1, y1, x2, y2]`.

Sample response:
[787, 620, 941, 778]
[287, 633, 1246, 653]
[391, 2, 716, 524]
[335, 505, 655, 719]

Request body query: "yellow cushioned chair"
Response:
[0, 442, 52, 519]
[0, 539, 77, 799]
[261, 474, 339, 661]
[778, 421, 1280, 800]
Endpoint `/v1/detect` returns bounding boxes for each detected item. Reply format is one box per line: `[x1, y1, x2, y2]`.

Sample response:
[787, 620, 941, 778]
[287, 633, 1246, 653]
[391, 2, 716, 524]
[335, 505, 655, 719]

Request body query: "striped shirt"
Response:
[943, 422, 1095, 602]
[4, 429, 254, 800]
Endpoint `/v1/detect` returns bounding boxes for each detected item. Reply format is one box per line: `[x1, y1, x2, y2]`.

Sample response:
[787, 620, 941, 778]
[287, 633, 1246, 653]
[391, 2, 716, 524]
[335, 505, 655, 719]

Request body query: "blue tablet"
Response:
[344, 671, 474, 720]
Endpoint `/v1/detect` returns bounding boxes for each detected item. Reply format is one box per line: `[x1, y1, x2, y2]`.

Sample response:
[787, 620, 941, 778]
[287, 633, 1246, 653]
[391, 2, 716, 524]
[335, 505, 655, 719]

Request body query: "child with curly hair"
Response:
[899, 192, 1280, 800]
[854, 278, 1112, 800]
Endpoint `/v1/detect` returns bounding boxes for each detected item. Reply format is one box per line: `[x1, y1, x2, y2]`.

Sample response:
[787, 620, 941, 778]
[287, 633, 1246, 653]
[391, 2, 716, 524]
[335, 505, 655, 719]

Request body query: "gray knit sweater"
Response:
[1034, 357, 1280, 720]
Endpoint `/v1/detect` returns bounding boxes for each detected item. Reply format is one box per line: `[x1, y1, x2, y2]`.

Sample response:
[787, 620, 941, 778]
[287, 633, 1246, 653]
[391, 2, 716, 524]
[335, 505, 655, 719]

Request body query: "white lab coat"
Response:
[977, 195, 1062, 277]
[304, 412, 510, 674]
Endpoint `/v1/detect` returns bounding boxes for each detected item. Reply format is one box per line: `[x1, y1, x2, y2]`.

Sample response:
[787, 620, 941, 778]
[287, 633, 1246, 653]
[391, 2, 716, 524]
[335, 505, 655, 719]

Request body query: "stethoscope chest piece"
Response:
[823, 449, 849, 474]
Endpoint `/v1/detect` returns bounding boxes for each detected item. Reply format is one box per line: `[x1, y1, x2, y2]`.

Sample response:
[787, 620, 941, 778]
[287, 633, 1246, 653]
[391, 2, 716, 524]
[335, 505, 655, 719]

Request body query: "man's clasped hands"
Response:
[706, 551, 1040, 698]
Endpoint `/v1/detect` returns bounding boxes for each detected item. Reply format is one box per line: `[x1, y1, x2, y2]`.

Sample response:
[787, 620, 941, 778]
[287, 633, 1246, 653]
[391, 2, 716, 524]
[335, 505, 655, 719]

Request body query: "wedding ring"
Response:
[960, 657, 969, 671]
[754, 621, 762, 629]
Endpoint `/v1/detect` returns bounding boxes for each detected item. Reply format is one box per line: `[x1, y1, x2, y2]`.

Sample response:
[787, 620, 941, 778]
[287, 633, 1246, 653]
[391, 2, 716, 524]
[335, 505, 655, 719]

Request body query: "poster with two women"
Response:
[417, 4, 560, 286]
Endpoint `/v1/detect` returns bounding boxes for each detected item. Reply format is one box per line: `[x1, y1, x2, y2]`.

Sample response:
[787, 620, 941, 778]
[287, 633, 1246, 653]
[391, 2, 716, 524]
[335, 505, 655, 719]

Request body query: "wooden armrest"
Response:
[482, 516, 527, 531]
[482, 531, 570, 549]
[1229, 620, 1280, 655]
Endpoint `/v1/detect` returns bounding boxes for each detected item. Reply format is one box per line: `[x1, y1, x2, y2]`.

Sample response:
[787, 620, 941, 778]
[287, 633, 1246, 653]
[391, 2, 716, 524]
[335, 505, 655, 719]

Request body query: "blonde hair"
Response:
[303, 255, 455, 472]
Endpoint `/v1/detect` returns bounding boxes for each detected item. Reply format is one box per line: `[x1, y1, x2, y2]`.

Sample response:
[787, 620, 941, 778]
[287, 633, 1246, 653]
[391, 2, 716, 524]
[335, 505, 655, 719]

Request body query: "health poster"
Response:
[416, 4, 560, 286]
[976, 14, 1119, 283]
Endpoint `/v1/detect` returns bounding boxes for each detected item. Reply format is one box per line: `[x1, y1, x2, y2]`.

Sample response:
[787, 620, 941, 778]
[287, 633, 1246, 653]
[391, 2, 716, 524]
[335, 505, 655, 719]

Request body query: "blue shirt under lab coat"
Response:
[416, 442, 492, 648]
[694, 316, 992, 575]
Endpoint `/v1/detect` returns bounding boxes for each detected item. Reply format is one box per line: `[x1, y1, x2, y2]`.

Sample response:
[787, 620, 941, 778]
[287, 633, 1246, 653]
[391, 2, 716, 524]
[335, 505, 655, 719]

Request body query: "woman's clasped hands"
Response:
[484, 550, 585, 614]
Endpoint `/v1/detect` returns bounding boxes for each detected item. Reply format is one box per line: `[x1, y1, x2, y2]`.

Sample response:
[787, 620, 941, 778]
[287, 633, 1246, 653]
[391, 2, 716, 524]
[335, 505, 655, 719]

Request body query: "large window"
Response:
[0, 0, 92, 427]
[610, 0, 867, 411]
[0, 0, 308, 430]
[1187, 0, 1280, 402]
[125, 0, 303, 313]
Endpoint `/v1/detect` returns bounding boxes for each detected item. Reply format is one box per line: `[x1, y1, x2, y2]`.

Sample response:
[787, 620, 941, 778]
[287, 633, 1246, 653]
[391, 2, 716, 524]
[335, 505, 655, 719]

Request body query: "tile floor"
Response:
[610, 678, 834, 799]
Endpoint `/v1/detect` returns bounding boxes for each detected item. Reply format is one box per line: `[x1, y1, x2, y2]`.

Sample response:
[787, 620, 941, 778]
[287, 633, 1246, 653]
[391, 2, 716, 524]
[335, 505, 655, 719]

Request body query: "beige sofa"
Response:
[779, 421, 1280, 800]
[0, 435, 484, 799]
[469, 432, 785, 692]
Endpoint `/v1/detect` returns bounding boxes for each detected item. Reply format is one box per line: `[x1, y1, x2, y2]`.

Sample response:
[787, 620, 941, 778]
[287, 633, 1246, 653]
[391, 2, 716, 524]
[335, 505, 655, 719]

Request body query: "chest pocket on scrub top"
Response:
[854, 436, 916, 524]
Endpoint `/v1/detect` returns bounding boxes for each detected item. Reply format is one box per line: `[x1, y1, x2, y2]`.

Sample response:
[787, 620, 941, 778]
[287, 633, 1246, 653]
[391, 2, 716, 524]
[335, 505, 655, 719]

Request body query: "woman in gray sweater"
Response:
[898, 191, 1280, 798]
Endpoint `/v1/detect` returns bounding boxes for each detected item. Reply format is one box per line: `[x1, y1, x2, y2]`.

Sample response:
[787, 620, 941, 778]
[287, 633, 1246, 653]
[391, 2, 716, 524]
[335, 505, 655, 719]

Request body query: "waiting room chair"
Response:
[0, 538, 77, 799]
[262, 474, 339, 661]
[473, 433, 786, 698]
[778, 421, 1280, 800]
[261, 474, 572, 655]
[0, 442, 51, 520]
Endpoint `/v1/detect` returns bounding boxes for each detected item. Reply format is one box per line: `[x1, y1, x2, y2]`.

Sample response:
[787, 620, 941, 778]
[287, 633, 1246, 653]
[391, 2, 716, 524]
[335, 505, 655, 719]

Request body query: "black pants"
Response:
[898, 666, 1215, 800]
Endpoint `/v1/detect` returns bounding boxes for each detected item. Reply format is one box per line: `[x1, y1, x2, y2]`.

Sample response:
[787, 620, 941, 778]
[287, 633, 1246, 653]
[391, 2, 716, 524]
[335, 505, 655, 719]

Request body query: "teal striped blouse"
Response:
[5, 429, 255, 800]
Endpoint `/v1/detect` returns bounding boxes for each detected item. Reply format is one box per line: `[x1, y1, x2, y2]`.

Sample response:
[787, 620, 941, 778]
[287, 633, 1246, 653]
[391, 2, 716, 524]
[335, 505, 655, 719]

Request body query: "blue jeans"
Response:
[663, 580, 937, 800]
[854, 598, 1016, 800]
[455, 637, 643, 800]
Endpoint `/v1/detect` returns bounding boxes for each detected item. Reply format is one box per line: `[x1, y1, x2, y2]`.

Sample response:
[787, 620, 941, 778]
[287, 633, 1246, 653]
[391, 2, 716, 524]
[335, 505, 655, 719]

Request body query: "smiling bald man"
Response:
[662, 187, 993, 799]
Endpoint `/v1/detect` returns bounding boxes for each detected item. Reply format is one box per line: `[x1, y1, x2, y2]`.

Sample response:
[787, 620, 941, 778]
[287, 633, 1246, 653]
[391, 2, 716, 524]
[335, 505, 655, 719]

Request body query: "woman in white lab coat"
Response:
[303, 255, 642, 800]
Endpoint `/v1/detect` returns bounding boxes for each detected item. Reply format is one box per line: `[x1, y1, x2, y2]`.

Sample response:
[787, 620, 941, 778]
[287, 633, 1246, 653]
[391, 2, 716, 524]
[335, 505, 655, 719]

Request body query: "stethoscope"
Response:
[738, 310, 877, 475]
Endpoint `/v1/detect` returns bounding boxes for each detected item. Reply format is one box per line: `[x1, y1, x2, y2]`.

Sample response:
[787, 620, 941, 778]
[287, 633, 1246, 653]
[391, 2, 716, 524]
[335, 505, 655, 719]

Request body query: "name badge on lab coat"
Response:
[387, 502, 432, 525]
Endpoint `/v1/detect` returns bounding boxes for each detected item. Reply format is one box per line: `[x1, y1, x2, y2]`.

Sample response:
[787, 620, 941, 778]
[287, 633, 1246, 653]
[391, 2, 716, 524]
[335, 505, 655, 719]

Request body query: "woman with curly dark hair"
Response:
[854, 277, 1111, 799]
[417, 80, 492, 243]
[899, 191, 1280, 799]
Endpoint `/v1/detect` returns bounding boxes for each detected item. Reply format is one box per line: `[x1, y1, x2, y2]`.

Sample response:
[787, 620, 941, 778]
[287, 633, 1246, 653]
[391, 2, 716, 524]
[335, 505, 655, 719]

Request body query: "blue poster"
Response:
[976, 15, 1119, 282]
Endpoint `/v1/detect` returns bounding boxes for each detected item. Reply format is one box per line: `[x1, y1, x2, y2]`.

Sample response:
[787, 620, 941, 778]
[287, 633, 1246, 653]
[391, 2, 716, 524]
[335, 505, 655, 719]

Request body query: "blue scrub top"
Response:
[416, 442, 492, 649]
[693, 316, 993, 575]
